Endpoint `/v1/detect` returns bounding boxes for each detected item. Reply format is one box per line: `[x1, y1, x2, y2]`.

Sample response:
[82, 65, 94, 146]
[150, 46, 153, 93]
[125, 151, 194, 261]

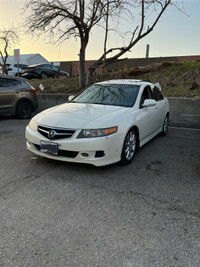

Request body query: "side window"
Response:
[0, 78, 21, 87]
[44, 65, 51, 69]
[51, 66, 58, 71]
[152, 86, 164, 101]
[0, 78, 12, 87]
[9, 79, 21, 86]
[18, 64, 26, 68]
[140, 86, 153, 108]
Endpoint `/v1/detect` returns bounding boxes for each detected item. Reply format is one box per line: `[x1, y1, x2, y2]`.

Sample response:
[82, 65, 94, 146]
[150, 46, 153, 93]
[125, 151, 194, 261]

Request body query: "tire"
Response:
[120, 128, 138, 165]
[160, 115, 169, 136]
[41, 72, 48, 79]
[16, 101, 32, 119]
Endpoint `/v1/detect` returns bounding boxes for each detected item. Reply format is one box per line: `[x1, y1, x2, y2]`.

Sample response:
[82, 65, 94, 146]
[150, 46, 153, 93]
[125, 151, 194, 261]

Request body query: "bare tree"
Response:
[0, 29, 19, 75]
[86, 0, 172, 85]
[24, 0, 110, 87]
[24, 0, 177, 87]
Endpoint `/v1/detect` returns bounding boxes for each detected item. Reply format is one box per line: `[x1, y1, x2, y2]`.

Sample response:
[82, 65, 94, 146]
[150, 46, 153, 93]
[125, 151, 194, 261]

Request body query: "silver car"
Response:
[0, 75, 38, 119]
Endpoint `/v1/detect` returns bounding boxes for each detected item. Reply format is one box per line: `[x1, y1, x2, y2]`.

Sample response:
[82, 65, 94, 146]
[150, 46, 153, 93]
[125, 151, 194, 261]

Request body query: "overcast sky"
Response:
[0, 0, 199, 62]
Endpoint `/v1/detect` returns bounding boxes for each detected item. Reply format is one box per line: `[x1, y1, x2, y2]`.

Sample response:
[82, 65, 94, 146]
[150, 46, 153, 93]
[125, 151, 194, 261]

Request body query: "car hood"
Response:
[33, 102, 130, 129]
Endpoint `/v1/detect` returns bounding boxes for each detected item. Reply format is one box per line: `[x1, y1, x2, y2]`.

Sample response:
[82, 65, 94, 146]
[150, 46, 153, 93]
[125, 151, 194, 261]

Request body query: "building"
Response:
[0, 53, 49, 65]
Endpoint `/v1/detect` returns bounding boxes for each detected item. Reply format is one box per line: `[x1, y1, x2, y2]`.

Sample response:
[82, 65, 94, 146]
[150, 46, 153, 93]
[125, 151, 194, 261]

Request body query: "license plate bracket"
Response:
[40, 140, 58, 155]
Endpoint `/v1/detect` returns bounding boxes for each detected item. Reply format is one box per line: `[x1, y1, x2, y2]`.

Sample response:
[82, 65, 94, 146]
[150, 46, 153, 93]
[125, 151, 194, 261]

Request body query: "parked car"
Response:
[21, 64, 69, 79]
[6, 63, 28, 76]
[25, 79, 169, 166]
[0, 75, 38, 119]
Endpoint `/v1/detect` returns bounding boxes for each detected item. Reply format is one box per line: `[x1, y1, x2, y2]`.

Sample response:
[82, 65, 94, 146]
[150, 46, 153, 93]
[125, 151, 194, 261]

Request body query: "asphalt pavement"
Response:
[0, 118, 200, 267]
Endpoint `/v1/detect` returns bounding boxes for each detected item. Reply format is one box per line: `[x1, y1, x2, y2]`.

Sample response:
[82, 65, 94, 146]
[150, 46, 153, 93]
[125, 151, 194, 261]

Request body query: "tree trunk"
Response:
[3, 65, 8, 75]
[1, 60, 8, 75]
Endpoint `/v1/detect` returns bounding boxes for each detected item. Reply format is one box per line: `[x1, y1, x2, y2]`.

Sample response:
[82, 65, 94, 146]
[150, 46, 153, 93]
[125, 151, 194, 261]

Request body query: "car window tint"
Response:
[0, 78, 21, 87]
[44, 65, 51, 69]
[73, 84, 139, 107]
[19, 64, 27, 68]
[51, 66, 58, 71]
[140, 86, 152, 106]
[152, 86, 164, 101]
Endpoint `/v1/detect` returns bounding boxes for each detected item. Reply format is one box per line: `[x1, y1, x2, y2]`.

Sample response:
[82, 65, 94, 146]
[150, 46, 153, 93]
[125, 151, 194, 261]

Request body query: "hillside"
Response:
[29, 61, 200, 98]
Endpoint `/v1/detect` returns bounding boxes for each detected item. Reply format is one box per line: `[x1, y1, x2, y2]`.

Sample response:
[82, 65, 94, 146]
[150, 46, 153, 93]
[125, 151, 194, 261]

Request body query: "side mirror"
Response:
[142, 99, 156, 107]
[68, 95, 75, 102]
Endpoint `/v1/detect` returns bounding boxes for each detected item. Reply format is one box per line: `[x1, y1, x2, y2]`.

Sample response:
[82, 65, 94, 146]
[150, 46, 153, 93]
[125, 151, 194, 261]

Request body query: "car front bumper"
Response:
[25, 126, 125, 166]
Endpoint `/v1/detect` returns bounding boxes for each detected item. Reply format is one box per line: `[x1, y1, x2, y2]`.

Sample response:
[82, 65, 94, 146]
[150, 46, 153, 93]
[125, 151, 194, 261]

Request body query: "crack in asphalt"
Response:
[82, 181, 200, 220]
[0, 168, 58, 198]
[1, 164, 199, 221]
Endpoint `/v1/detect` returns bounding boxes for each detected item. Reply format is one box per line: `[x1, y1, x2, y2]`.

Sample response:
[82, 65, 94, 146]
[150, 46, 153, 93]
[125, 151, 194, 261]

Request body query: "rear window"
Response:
[13, 64, 28, 68]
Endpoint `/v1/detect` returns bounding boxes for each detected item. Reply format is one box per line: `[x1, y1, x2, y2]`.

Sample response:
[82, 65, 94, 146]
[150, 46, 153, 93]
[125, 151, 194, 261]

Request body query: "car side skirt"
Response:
[139, 127, 162, 147]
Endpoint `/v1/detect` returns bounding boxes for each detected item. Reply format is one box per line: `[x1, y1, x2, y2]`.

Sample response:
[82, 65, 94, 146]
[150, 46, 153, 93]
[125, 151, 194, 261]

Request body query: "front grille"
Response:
[38, 125, 76, 140]
[34, 144, 78, 158]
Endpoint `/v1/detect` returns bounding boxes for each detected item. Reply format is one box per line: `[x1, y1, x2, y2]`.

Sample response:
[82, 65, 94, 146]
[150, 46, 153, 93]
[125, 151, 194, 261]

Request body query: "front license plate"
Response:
[40, 140, 58, 155]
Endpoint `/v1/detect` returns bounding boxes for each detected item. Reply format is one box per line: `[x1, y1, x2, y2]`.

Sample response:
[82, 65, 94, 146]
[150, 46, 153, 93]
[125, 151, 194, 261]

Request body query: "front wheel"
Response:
[120, 129, 137, 165]
[16, 101, 32, 119]
[41, 72, 48, 79]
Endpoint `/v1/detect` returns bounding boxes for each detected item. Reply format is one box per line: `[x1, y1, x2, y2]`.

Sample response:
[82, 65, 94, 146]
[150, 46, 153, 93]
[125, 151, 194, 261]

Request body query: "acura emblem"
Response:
[48, 130, 57, 139]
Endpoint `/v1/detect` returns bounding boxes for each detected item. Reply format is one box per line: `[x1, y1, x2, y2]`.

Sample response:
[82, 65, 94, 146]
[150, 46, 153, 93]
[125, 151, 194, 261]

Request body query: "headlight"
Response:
[28, 119, 38, 132]
[77, 126, 118, 138]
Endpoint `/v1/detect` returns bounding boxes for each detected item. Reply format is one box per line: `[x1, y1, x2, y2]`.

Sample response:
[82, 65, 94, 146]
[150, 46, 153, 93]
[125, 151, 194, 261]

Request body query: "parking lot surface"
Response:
[0, 118, 200, 267]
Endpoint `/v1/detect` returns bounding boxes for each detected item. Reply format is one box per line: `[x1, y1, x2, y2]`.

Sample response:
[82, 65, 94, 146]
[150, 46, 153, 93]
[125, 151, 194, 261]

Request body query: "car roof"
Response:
[0, 74, 24, 81]
[95, 79, 150, 87]
[27, 63, 50, 67]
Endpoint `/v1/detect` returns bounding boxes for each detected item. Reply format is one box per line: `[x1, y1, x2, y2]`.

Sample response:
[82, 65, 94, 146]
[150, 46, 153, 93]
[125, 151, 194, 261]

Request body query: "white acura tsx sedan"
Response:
[25, 80, 169, 166]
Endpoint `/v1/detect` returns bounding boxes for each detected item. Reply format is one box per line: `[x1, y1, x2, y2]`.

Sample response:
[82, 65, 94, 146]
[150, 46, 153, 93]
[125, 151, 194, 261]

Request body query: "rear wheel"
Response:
[16, 101, 32, 119]
[120, 129, 137, 165]
[160, 115, 169, 136]
[41, 72, 48, 79]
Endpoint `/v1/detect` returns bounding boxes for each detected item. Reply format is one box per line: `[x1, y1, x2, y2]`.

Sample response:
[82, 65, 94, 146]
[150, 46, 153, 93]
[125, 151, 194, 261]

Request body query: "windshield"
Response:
[72, 84, 139, 107]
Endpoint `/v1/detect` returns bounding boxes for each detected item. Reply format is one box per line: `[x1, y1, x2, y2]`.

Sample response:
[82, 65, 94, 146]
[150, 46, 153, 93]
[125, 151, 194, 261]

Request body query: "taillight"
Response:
[30, 89, 36, 95]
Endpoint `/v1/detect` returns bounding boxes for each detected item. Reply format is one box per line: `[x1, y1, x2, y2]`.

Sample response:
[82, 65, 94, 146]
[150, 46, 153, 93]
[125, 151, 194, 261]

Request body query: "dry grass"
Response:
[29, 61, 200, 98]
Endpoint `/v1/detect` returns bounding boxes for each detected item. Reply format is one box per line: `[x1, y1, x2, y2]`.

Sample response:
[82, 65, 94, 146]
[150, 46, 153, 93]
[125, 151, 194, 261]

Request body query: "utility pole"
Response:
[146, 44, 150, 58]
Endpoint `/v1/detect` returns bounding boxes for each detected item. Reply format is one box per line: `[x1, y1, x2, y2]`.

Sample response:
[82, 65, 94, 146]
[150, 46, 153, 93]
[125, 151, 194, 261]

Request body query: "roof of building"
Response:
[0, 53, 49, 64]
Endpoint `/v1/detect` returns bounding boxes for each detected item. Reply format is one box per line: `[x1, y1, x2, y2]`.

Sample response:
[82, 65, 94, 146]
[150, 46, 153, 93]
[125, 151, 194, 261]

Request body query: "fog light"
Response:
[81, 152, 89, 157]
